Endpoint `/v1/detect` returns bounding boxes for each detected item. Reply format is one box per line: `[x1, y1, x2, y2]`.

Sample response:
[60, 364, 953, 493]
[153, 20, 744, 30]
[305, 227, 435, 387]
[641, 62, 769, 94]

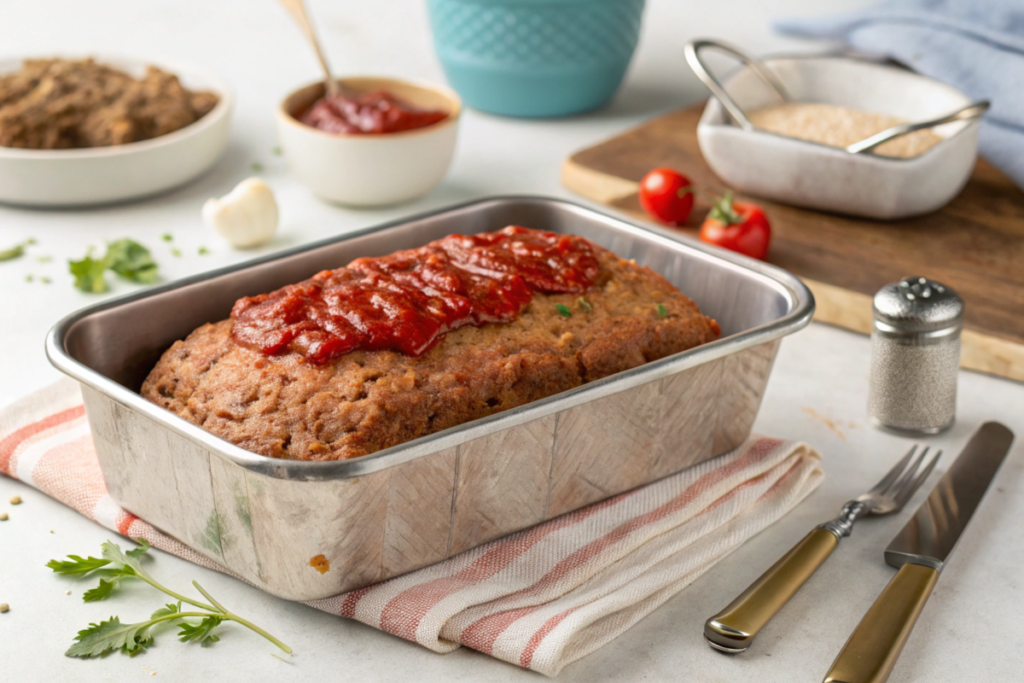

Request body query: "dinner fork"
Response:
[703, 444, 942, 654]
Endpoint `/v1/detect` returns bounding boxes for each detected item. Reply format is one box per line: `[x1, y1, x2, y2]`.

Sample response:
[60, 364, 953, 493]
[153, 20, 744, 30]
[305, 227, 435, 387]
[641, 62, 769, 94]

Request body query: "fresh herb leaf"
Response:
[36, 255, 52, 263]
[577, 297, 592, 313]
[198, 246, 210, 255]
[100, 540, 143, 575]
[83, 577, 122, 603]
[125, 538, 151, 560]
[555, 303, 572, 318]
[657, 303, 668, 318]
[161, 233, 173, 242]
[67, 602, 186, 657]
[251, 162, 264, 173]
[69, 250, 110, 293]
[67, 610, 172, 658]
[41, 276, 52, 284]
[0, 240, 31, 262]
[178, 616, 223, 646]
[272, 146, 282, 156]
[79, 544, 143, 602]
[70, 241, 160, 293]
[46, 555, 111, 575]
[127, 632, 155, 657]
[25, 274, 33, 283]
[171, 248, 182, 257]
[106, 239, 158, 284]
[2, 245, 25, 261]
[66, 616, 152, 658]
[151, 602, 182, 620]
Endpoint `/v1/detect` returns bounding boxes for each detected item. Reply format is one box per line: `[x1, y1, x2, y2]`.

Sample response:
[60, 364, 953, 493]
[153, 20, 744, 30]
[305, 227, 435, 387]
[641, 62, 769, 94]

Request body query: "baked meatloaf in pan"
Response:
[47, 197, 814, 601]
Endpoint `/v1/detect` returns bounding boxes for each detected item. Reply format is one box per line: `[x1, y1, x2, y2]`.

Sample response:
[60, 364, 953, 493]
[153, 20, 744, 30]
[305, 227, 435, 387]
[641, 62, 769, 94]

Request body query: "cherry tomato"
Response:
[698, 192, 771, 261]
[638, 168, 694, 226]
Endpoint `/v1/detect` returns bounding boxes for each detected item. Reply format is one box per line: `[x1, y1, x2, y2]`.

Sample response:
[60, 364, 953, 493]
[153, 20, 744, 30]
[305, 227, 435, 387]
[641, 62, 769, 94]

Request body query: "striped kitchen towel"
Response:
[1, 379, 822, 677]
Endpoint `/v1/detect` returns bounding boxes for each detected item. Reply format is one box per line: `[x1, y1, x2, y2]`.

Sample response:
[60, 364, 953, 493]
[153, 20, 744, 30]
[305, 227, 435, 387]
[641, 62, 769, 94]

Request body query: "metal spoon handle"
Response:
[278, 0, 339, 97]
[845, 100, 990, 154]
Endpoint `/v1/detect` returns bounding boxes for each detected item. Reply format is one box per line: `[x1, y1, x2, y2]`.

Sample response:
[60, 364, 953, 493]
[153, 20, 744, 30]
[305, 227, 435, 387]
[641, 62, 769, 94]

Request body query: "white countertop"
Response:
[2, 1, 1022, 681]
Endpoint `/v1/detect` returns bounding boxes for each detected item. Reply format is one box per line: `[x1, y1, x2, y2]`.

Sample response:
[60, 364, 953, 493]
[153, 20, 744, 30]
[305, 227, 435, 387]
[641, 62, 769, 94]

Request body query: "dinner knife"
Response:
[823, 421, 1015, 683]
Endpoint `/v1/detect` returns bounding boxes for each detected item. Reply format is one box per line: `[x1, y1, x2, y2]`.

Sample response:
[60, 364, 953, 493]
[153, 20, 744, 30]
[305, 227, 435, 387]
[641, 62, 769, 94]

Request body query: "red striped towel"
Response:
[1, 379, 822, 676]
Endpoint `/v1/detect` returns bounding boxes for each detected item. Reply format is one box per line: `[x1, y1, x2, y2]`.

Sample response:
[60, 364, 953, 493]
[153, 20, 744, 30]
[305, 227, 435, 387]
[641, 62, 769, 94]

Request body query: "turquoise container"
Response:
[427, 0, 646, 118]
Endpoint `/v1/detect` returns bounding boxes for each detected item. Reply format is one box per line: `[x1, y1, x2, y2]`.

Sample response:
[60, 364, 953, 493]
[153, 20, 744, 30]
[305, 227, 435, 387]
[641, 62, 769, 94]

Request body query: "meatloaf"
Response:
[141, 231, 720, 461]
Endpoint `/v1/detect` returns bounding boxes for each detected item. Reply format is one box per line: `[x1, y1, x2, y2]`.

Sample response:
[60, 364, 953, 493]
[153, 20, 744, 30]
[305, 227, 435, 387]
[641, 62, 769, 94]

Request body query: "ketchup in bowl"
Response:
[299, 90, 448, 135]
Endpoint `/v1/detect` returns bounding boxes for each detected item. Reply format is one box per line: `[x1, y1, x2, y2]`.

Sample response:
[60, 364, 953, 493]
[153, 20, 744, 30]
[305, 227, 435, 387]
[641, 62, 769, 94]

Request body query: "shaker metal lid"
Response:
[873, 276, 963, 333]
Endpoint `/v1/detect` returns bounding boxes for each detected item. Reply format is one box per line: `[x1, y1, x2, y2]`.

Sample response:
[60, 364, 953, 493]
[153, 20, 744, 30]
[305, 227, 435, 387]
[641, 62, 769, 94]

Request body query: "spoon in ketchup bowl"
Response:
[278, 0, 343, 98]
[275, 0, 460, 204]
[277, 0, 449, 136]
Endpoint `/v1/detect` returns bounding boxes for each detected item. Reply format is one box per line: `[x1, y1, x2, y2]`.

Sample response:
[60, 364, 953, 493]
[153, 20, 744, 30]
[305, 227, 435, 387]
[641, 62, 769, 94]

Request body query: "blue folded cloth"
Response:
[776, 0, 1024, 190]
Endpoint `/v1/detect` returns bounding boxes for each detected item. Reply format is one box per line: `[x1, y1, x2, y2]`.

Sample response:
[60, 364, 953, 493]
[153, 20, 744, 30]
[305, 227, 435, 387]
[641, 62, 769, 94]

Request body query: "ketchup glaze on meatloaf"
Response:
[142, 227, 721, 462]
[230, 227, 602, 363]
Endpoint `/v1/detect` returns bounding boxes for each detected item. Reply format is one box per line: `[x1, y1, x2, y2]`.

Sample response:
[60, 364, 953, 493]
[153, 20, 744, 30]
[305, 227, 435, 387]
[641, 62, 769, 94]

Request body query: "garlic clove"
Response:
[203, 178, 279, 249]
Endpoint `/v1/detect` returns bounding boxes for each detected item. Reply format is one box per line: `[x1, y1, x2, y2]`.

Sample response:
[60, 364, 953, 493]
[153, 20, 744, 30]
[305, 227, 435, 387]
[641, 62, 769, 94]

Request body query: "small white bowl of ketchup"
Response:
[277, 76, 461, 206]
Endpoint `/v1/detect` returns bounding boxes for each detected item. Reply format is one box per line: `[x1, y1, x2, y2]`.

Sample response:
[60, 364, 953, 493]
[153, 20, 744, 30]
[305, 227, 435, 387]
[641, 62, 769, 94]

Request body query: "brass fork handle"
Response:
[823, 563, 938, 683]
[704, 528, 839, 653]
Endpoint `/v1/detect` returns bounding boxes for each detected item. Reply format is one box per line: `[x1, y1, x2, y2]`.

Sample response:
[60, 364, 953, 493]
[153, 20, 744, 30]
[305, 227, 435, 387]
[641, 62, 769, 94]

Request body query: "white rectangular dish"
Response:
[690, 48, 981, 219]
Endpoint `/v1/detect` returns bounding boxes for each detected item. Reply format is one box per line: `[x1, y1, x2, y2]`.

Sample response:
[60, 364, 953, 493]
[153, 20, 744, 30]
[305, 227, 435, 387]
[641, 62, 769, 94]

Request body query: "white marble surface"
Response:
[1, 1, 1022, 681]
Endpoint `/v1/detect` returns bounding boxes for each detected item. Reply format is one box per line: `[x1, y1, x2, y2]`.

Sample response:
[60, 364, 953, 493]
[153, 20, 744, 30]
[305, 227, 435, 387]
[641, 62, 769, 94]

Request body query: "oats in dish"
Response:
[0, 58, 219, 149]
[748, 102, 943, 159]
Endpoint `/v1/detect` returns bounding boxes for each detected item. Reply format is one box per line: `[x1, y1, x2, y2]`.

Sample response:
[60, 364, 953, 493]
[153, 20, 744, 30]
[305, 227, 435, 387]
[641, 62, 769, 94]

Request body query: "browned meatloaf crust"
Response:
[141, 250, 720, 461]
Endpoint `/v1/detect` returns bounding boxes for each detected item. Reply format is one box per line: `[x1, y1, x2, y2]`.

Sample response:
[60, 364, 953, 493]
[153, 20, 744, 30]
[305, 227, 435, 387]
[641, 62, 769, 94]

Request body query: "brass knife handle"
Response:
[705, 528, 838, 653]
[823, 563, 939, 683]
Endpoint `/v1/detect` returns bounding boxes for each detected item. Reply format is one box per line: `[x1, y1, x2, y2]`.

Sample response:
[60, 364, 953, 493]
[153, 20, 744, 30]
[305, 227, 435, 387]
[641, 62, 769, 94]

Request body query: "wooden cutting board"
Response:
[562, 104, 1024, 382]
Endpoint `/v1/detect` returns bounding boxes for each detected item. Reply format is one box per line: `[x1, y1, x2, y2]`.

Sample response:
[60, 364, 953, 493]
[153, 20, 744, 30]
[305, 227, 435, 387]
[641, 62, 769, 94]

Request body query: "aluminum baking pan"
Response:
[47, 196, 812, 480]
[47, 196, 814, 600]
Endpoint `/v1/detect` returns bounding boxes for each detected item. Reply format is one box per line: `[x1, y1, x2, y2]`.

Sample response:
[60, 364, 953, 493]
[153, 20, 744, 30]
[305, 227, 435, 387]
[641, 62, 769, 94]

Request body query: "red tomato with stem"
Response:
[638, 168, 694, 226]
[698, 192, 771, 260]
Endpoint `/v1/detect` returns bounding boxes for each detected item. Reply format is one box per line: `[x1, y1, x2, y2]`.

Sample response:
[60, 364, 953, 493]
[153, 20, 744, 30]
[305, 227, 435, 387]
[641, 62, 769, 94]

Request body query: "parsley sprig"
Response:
[47, 540, 291, 658]
[69, 239, 159, 293]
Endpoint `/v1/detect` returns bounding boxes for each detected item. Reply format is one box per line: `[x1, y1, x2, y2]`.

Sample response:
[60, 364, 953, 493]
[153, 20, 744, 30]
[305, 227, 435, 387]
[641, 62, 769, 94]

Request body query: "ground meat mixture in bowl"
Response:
[0, 55, 232, 206]
[0, 58, 219, 149]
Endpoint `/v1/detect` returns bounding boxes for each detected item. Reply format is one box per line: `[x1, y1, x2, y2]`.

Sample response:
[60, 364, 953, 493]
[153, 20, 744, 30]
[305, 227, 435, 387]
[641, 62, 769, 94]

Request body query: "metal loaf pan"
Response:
[47, 196, 814, 600]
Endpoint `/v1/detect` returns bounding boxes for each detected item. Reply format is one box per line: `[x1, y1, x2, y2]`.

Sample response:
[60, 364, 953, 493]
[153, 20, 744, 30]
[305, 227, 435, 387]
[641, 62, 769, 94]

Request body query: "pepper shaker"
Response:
[868, 276, 963, 435]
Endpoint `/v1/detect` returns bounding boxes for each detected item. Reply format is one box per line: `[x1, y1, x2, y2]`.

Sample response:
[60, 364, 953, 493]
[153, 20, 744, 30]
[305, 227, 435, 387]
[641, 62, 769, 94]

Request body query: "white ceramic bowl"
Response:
[0, 55, 232, 208]
[277, 77, 460, 206]
[697, 56, 980, 220]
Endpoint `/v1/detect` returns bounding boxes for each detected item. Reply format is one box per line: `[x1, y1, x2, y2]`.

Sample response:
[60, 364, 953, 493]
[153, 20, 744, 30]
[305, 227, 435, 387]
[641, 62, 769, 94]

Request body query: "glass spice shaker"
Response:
[868, 276, 963, 435]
